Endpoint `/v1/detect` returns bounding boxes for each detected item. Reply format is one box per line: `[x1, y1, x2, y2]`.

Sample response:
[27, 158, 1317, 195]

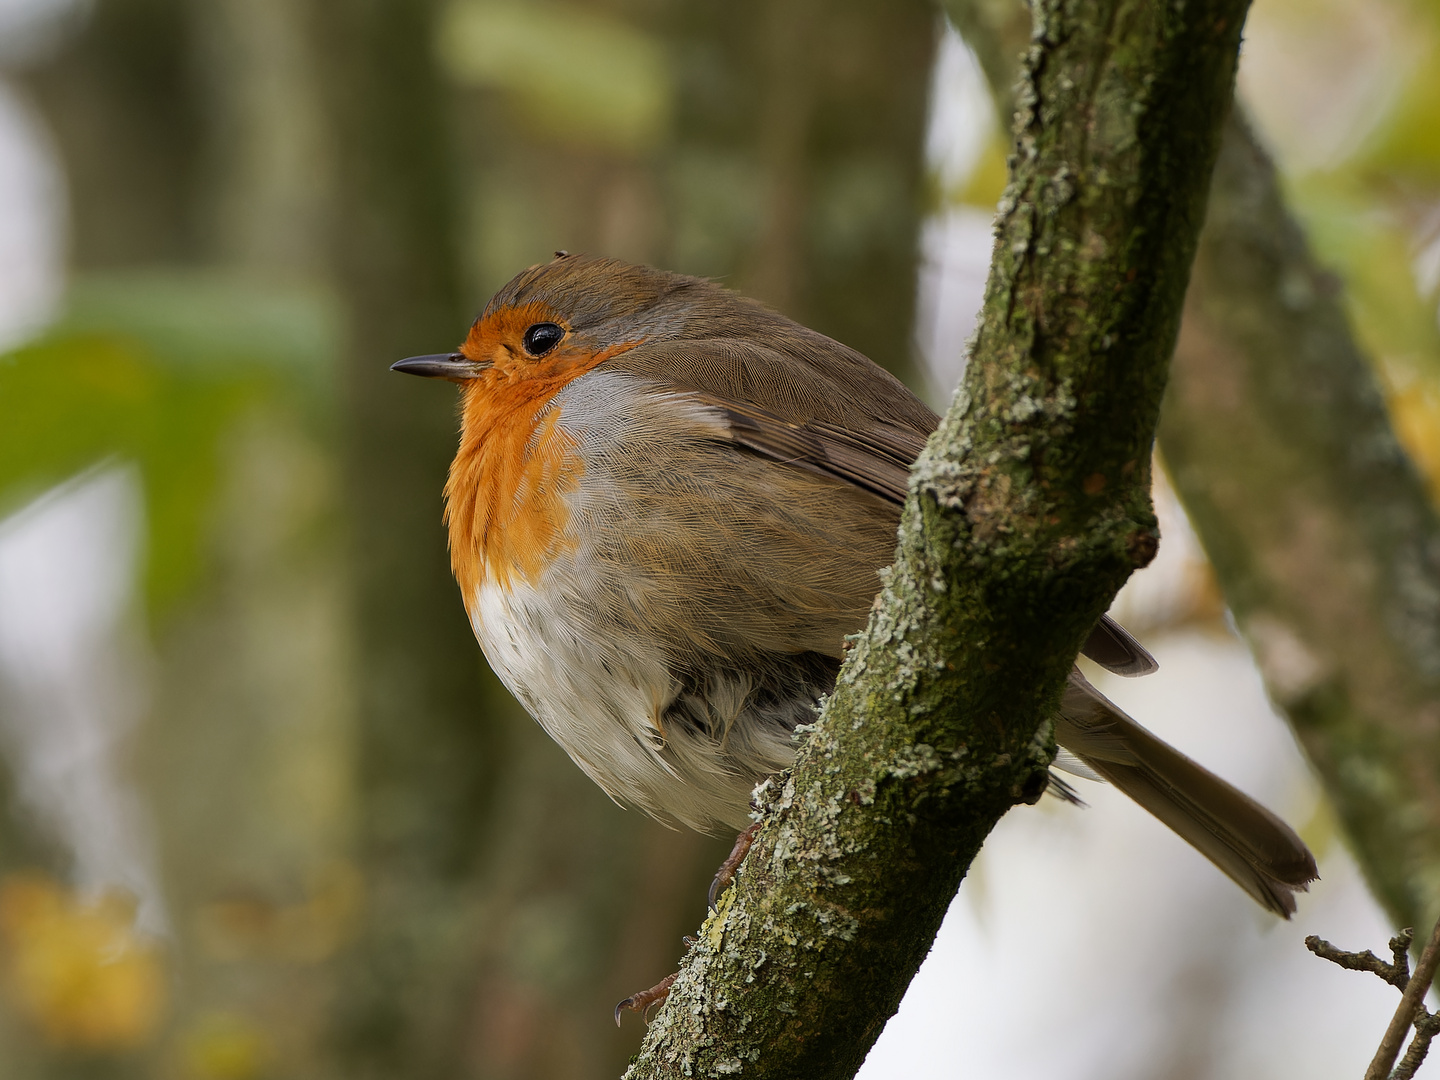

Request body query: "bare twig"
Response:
[1307, 916, 1440, 1080]
[1397, 1012, 1440, 1080]
[1305, 929, 1412, 991]
[1373, 918, 1440, 1080]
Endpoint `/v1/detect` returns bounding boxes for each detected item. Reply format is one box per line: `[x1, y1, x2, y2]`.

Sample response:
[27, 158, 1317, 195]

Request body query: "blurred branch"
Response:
[626, 0, 1250, 1074]
[1163, 115, 1440, 935]
[1306, 919, 1440, 1080]
[1306, 927, 1415, 990]
[945, 0, 1440, 935]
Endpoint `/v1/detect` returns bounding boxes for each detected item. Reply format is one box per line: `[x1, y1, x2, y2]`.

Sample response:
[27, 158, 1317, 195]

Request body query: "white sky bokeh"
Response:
[0, 0, 165, 934]
[914, 26, 994, 406]
[858, 627, 1397, 1080]
[0, 78, 62, 350]
[1237, 0, 1420, 176]
[0, 468, 169, 936]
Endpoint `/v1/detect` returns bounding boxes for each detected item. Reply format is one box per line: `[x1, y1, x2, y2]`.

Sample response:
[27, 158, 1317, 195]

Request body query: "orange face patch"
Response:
[444, 302, 640, 601]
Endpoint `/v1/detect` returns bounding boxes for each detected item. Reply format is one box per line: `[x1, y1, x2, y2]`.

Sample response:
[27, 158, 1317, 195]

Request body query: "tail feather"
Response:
[1055, 670, 1318, 917]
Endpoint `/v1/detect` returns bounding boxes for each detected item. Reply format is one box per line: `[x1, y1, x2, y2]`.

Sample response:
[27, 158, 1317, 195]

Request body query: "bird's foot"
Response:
[708, 822, 761, 910]
[614, 824, 759, 1027]
[614, 971, 678, 1027]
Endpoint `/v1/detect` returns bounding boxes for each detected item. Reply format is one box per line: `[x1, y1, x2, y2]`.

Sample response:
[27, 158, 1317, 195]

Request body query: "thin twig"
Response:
[1306, 930, 1412, 991]
[1395, 1012, 1440, 1080]
[1393, 932, 1417, 989]
[1308, 917, 1440, 1080]
[1366, 916, 1440, 1080]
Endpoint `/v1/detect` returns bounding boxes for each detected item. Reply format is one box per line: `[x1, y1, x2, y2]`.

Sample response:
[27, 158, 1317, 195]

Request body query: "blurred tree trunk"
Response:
[942, 0, 1440, 934]
[663, 0, 935, 384]
[24, 0, 204, 268]
[22, 2, 366, 1076]
[1162, 117, 1440, 934]
[306, 1, 510, 1075]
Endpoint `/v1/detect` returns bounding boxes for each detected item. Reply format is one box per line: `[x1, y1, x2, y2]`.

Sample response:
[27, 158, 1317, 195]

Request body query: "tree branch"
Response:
[624, 0, 1251, 1075]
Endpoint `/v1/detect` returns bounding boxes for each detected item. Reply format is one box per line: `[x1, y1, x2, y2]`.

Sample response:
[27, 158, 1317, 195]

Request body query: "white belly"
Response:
[469, 573, 764, 832]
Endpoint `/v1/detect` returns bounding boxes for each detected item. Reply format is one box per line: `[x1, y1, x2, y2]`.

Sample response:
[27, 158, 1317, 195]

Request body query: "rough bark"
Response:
[624, 0, 1251, 1076]
[947, 0, 1440, 935]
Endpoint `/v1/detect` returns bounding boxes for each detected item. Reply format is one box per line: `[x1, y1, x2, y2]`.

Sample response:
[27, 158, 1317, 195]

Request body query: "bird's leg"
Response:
[708, 822, 761, 909]
[614, 824, 761, 1027]
[614, 971, 678, 1026]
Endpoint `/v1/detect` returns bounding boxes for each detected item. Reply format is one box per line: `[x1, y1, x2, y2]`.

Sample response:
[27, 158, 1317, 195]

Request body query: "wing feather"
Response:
[601, 337, 1153, 677]
[1082, 614, 1160, 677]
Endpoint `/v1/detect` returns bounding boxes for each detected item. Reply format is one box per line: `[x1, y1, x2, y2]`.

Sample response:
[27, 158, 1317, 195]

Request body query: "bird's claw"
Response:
[614, 971, 678, 1027]
[708, 822, 761, 910]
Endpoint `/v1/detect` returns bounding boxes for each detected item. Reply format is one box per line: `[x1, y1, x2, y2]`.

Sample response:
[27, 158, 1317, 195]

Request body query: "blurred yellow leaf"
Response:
[1385, 376, 1440, 498]
[438, 0, 672, 151]
[925, 132, 1008, 215]
[180, 1012, 269, 1080]
[956, 134, 1009, 210]
[0, 872, 167, 1051]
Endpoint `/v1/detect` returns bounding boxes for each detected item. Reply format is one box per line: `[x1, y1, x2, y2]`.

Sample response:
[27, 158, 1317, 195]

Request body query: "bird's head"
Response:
[391, 252, 784, 387]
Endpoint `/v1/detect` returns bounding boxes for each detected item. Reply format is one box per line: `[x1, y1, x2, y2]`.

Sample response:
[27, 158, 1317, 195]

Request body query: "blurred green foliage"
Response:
[438, 0, 672, 151]
[1363, 0, 1440, 185]
[1271, 0, 1440, 486]
[0, 274, 335, 616]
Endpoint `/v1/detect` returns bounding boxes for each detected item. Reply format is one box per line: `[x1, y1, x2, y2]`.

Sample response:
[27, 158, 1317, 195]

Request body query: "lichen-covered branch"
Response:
[946, 0, 1440, 940]
[623, 0, 1251, 1076]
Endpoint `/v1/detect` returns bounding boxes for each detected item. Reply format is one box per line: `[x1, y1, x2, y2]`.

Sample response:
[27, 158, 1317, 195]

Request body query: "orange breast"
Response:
[443, 303, 640, 603]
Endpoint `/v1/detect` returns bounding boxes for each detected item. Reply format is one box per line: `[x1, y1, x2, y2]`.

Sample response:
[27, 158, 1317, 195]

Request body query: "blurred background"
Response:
[0, 0, 1436, 1077]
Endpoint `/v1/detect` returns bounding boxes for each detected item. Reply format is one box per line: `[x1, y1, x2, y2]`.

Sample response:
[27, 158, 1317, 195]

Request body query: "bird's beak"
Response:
[390, 352, 491, 380]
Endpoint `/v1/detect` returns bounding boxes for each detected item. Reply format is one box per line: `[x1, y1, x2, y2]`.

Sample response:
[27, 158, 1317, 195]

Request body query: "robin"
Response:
[393, 252, 1317, 1014]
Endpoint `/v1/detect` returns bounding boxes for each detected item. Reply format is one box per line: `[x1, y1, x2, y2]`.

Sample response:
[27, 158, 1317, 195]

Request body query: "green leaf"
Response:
[0, 270, 339, 617]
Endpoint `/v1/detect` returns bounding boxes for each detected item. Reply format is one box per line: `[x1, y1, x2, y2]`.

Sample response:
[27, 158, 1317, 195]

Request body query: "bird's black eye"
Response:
[522, 322, 564, 357]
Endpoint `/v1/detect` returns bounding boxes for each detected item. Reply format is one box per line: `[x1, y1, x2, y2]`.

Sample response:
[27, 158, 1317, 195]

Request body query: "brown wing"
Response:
[604, 336, 931, 499]
[705, 397, 923, 505]
[604, 335, 938, 434]
[603, 336, 1155, 677]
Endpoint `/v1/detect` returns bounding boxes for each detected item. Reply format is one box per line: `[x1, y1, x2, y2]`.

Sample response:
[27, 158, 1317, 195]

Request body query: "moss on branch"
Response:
[623, 1, 1251, 1076]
